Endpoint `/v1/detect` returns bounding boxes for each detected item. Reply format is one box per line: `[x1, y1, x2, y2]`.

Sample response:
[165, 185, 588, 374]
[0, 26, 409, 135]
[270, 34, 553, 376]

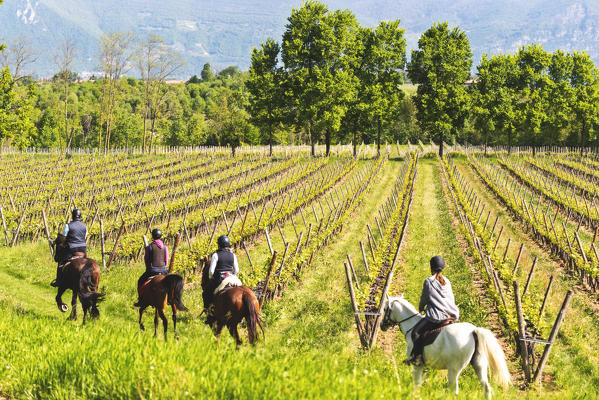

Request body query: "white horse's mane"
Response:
[389, 295, 419, 314]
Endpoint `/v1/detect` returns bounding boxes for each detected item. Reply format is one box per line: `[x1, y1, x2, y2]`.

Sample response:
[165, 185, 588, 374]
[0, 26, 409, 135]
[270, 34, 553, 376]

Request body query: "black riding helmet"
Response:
[71, 208, 82, 220]
[151, 228, 162, 240]
[217, 235, 231, 249]
[430, 255, 445, 272]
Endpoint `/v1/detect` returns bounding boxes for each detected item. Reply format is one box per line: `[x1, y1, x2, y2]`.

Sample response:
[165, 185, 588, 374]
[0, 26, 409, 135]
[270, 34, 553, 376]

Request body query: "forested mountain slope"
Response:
[1, 0, 599, 77]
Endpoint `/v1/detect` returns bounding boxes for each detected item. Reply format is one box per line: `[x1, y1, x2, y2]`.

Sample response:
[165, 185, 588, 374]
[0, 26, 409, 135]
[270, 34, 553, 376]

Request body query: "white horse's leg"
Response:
[447, 365, 465, 395]
[412, 365, 425, 387]
[472, 355, 492, 399]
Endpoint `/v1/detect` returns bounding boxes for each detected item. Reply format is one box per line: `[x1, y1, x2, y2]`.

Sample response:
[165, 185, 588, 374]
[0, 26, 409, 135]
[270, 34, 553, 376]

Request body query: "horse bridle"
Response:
[383, 300, 421, 336]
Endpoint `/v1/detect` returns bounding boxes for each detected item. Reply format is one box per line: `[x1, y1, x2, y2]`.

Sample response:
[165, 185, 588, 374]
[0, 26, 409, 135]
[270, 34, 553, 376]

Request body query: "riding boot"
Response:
[204, 304, 215, 325]
[51, 265, 62, 287]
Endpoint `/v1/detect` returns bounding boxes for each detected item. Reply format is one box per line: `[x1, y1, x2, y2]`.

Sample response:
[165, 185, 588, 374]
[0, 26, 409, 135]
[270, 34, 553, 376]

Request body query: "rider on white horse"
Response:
[407, 255, 459, 365]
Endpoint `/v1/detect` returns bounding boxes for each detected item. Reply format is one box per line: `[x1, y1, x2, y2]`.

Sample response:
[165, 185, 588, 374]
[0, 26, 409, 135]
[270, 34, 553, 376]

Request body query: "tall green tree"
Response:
[53, 37, 76, 154]
[569, 51, 599, 153]
[514, 44, 551, 156]
[281, 1, 359, 156]
[99, 32, 134, 154]
[472, 53, 519, 153]
[363, 20, 406, 156]
[408, 22, 472, 157]
[0, 68, 35, 148]
[247, 38, 282, 156]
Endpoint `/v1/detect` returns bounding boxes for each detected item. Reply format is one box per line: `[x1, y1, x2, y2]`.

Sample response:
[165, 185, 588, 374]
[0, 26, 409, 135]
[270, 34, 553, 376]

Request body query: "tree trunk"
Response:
[439, 131, 444, 158]
[269, 127, 273, 157]
[325, 129, 330, 157]
[142, 100, 148, 153]
[353, 130, 357, 158]
[309, 124, 315, 157]
[63, 78, 68, 155]
[377, 118, 381, 157]
[232, 144, 236, 157]
[580, 121, 587, 157]
[508, 131, 512, 154]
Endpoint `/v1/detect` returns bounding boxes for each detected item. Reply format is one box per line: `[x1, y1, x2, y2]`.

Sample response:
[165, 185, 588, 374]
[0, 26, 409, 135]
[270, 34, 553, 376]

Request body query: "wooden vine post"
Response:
[100, 217, 106, 269]
[106, 221, 125, 270]
[344, 261, 368, 347]
[168, 232, 182, 273]
[259, 250, 278, 308]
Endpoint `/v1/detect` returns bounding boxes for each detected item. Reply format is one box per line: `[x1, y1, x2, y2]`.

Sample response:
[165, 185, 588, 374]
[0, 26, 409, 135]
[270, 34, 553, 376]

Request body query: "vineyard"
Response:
[0, 146, 599, 398]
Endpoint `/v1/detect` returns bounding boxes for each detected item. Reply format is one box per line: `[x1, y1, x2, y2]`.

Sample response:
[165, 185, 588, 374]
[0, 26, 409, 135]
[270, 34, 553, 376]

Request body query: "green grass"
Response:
[0, 157, 594, 399]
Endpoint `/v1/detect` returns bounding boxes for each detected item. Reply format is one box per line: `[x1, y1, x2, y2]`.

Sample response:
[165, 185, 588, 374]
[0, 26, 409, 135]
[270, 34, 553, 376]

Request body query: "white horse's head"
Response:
[380, 294, 420, 332]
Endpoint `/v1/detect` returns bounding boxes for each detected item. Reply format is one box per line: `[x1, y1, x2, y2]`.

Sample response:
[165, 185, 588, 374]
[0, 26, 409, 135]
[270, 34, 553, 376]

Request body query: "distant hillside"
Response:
[2, 0, 599, 78]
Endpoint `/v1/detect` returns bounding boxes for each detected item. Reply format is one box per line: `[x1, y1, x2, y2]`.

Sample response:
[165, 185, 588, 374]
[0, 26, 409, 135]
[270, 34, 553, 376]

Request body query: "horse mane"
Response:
[393, 296, 419, 314]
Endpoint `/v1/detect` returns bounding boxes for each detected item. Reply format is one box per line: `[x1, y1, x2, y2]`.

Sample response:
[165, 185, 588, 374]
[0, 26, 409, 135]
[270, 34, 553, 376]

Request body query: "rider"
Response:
[51, 209, 87, 287]
[133, 228, 169, 307]
[406, 255, 460, 365]
[204, 235, 239, 324]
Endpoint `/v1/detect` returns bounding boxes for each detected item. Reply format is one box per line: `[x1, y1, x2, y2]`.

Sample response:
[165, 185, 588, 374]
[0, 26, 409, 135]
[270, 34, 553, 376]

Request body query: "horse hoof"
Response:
[60, 304, 69, 312]
[140, 325, 145, 332]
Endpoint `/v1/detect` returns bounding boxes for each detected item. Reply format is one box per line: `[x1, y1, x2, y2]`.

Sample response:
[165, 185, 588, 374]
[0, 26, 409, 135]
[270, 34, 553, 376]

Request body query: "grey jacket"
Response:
[418, 275, 460, 323]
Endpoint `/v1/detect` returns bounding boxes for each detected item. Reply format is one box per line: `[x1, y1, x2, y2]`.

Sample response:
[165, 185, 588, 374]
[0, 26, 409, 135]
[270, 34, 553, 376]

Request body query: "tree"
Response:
[201, 63, 213, 81]
[569, 51, 599, 154]
[0, 68, 35, 149]
[135, 34, 185, 152]
[281, 1, 359, 156]
[1, 36, 38, 82]
[472, 53, 518, 153]
[361, 20, 406, 156]
[99, 32, 134, 153]
[408, 22, 472, 157]
[514, 44, 551, 156]
[247, 37, 283, 156]
[206, 86, 251, 155]
[53, 37, 77, 154]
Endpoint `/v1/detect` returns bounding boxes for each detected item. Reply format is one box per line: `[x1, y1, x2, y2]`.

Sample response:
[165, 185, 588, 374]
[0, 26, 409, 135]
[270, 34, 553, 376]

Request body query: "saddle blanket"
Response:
[420, 318, 456, 348]
[214, 275, 242, 294]
[139, 277, 156, 297]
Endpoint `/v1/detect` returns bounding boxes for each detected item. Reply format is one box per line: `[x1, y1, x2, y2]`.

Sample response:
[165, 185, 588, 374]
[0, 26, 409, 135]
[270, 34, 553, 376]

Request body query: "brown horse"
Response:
[136, 274, 188, 340]
[54, 234, 104, 324]
[201, 257, 263, 347]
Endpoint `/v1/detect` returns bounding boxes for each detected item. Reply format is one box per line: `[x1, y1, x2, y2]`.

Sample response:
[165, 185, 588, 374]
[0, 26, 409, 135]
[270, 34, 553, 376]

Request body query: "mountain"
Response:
[2, 0, 599, 78]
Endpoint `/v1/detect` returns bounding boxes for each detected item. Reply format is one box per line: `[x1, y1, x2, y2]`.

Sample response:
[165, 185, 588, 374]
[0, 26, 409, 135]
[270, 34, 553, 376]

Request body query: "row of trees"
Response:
[248, 1, 407, 156]
[1, 0, 599, 154]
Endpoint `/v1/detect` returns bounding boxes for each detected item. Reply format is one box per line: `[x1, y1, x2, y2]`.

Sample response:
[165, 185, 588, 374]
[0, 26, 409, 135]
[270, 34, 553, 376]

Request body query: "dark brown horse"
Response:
[201, 257, 263, 347]
[136, 274, 188, 340]
[54, 234, 104, 324]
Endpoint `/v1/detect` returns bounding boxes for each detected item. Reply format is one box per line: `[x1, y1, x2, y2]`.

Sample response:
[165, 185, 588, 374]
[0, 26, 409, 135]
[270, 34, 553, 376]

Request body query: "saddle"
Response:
[139, 276, 157, 297]
[214, 274, 242, 294]
[418, 318, 456, 348]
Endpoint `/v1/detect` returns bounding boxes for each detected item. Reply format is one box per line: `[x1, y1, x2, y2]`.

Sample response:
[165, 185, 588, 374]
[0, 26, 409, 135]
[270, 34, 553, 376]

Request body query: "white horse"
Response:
[380, 295, 510, 398]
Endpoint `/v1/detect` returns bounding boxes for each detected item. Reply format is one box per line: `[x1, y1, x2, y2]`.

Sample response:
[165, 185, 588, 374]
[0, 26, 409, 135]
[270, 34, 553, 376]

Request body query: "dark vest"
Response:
[150, 242, 167, 268]
[66, 220, 87, 249]
[214, 249, 235, 275]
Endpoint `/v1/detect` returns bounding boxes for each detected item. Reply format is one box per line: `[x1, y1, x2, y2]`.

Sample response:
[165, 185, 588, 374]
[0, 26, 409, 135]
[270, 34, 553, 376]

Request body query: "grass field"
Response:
[0, 152, 597, 399]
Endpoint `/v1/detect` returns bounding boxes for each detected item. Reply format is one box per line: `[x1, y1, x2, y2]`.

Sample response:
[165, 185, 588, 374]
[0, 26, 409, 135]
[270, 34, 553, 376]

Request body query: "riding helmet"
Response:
[151, 228, 162, 240]
[71, 208, 82, 220]
[217, 235, 231, 249]
[430, 255, 445, 272]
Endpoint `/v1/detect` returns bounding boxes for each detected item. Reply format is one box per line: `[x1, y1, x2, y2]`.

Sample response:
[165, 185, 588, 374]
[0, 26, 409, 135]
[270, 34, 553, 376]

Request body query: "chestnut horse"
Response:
[136, 274, 188, 340]
[54, 234, 104, 324]
[201, 257, 263, 347]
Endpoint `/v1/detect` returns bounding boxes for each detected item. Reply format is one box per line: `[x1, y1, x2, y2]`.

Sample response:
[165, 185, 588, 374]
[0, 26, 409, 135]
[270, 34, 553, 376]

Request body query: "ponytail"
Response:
[434, 271, 446, 286]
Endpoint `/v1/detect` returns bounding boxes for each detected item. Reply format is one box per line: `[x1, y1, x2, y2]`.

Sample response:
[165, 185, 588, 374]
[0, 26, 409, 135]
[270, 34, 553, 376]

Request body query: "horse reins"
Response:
[384, 300, 421, 336]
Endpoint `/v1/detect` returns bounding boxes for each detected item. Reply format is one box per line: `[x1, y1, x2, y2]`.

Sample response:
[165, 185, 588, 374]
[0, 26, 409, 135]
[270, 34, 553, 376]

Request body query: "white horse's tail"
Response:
[474, 328, 511, 389]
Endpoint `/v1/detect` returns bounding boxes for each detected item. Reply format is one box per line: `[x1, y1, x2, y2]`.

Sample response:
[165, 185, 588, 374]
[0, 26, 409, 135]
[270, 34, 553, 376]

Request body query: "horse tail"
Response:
[163, 274, 188, 312]
[243, 291, 263, 345]
[79, 261, 105, 316]
[474, 328, 511, 388]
